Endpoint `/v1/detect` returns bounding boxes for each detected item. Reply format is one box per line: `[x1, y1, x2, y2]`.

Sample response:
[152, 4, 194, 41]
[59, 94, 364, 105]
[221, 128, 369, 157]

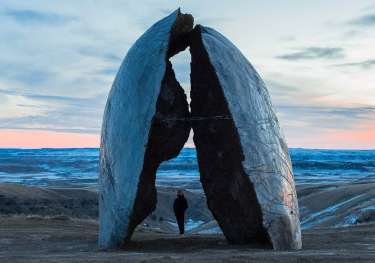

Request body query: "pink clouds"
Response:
[325, 122, 375, 149]
[0, 124, 374, 149]
[287, 121, 375, 150]
[0, 130, 99, 148]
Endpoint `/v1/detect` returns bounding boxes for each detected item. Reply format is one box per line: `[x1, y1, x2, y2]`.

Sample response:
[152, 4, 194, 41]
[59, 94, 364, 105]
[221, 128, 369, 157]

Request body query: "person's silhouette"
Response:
[173, 190, 188, 234]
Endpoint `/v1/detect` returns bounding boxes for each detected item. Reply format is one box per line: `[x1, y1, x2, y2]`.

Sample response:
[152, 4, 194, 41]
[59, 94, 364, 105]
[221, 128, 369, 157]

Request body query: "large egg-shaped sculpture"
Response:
[99, 9, 301, 250]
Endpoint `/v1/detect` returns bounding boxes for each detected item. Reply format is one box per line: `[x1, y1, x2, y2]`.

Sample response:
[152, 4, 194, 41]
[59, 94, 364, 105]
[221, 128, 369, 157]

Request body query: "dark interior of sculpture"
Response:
[126, 12, 271, 247]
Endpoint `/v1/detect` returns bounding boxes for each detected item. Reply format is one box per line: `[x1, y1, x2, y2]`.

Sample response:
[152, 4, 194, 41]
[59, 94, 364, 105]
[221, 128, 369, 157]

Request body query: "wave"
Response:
[292, 160, 375, 171]
[0, 148, 374, 188]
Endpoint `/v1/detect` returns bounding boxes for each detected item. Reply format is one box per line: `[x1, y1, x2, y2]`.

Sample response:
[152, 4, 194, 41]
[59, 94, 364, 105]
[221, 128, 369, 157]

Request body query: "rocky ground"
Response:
[0, 216, 374, 262]
[0, 183, 374, 262]
[1, 183, 374, 231]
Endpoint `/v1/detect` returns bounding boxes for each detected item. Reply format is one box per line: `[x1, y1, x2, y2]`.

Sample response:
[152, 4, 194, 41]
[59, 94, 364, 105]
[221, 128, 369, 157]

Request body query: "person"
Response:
[173, 189, 188, 235]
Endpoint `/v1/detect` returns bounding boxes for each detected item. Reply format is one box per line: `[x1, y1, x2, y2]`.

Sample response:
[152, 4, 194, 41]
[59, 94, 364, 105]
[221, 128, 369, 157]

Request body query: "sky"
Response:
[0, 0, 374, 149]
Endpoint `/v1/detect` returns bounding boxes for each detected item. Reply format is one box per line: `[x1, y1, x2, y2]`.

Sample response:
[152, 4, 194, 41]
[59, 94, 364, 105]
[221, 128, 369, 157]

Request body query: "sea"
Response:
[0, 148, 374, 189]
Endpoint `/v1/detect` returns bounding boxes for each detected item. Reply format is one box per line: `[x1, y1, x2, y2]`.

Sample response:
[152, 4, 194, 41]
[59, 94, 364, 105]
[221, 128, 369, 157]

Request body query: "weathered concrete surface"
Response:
[99, 9, 189, 248]
[199, 26, 301, 250]
[190, 26, 270, 246]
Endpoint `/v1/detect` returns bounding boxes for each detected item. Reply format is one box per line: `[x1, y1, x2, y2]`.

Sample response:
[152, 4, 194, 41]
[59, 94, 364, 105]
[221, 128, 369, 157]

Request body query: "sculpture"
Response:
[99, 9, 302, 250]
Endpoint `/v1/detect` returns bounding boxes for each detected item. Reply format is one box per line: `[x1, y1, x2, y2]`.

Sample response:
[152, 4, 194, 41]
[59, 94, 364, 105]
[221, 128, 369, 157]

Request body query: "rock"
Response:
[99, 9, 301, 250]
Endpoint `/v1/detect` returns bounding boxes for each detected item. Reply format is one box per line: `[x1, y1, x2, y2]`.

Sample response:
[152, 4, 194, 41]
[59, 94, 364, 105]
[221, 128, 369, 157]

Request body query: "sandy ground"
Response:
[1, 183, 375, 262]
[0, 216, 374, 262]
[1, 183, 374, 230]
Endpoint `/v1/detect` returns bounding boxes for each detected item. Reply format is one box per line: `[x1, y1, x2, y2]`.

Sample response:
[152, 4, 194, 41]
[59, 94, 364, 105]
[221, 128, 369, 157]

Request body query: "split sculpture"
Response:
[99, 9, 302, 250]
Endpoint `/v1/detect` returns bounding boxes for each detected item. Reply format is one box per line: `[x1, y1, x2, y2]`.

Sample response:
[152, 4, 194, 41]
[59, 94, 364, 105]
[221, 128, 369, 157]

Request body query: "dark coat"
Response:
[173, 195, 188, 215]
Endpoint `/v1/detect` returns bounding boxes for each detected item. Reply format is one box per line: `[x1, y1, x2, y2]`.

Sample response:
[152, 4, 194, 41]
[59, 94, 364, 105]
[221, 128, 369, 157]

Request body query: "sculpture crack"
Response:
[126, 60, 191, 242]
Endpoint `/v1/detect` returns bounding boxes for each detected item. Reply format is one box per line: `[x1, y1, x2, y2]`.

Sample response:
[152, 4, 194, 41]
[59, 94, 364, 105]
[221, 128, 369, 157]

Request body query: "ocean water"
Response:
[0, 148, 374, 189]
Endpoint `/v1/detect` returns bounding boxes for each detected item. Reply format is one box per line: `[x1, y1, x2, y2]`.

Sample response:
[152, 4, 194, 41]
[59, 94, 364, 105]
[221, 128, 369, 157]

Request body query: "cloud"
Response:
[279, 35, 296, 42]
[0, 89, 106, 133]
[265, 78, 335, 108]
[0, 100, 104, 134]
[0, 1, 374, 149]
[0, 1, 157, 136]
[279, 105, 375, 120]
[332, 59, 375, 70]
[267, 80, 300, 97]
[78, 47, 122, 63]
[96, 68, 119, 76]
[0, 64, 54, 86]
[362, 3, 375, 11]
[1, 9, 75, 25]
[276, 47, 345, 61]
[348, 13, 375, 27]
[275, 103, 375, 149]
[276, 105, 375, 135]
[264, 78, 375, 142]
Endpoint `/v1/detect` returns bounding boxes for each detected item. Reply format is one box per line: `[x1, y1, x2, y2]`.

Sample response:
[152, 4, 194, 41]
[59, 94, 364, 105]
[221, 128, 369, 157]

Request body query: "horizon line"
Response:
[0, 146, 374, 151]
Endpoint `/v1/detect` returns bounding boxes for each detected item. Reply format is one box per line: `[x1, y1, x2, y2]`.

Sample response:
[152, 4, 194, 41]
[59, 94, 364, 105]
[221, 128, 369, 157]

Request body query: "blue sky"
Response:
[0, 0, 374, 148]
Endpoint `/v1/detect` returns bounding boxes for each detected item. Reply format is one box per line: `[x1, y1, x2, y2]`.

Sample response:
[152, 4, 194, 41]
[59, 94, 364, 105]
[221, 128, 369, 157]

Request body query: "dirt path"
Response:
[0, 216, 374, 262]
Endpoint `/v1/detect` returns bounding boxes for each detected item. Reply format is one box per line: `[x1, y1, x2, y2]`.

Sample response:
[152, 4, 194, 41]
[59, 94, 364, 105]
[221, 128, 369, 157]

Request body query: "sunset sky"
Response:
[1, 0, 374, 149]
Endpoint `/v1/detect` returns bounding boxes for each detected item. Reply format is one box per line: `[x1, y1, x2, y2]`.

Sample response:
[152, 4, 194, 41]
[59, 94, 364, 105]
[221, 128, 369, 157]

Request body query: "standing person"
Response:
[173, 190, 188, 235]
